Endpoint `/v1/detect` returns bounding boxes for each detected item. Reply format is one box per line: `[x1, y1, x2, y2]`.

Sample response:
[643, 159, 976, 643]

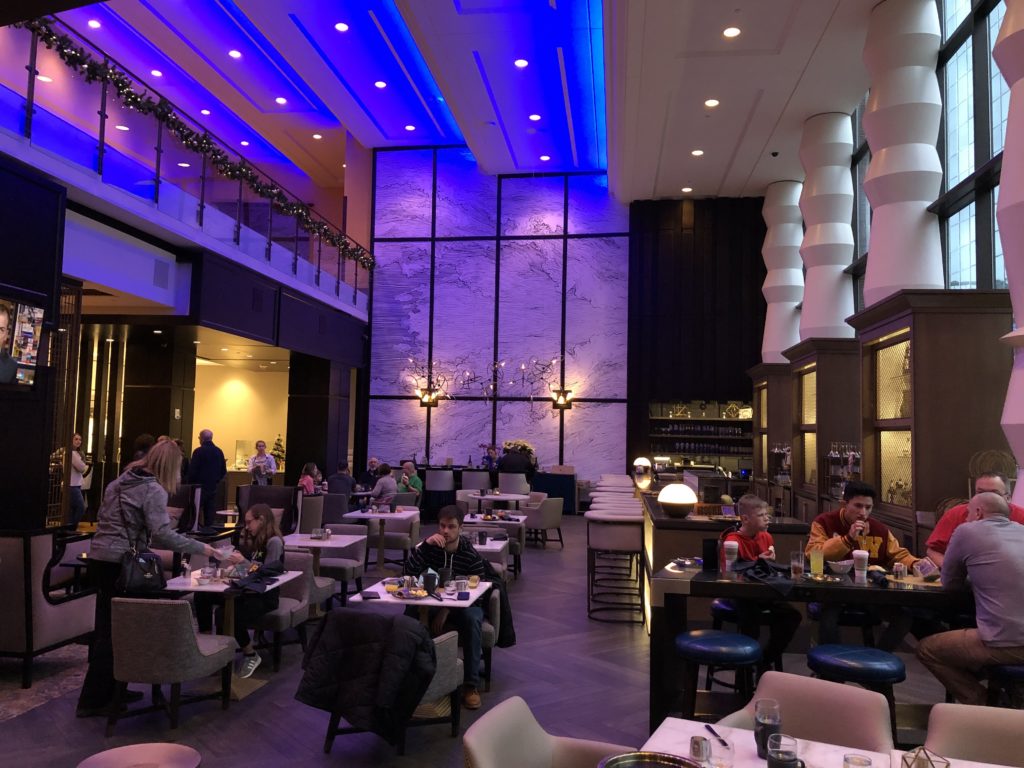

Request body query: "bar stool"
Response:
[675, 629, 761, 719]
[707, 599, 780, 689]
[807, 644, 905, 742]
[423, 470, 455, 522]
[584, 511, 643, 624]
[987, 664, 1024, 707]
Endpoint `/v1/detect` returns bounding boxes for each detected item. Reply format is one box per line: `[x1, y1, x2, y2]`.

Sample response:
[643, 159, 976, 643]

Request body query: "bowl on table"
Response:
[828, 559, 854, 575]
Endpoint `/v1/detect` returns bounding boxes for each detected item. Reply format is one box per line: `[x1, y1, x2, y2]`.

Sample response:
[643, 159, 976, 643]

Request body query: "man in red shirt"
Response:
[926, 472, 1024, 567]
[721, 495, 801, 672]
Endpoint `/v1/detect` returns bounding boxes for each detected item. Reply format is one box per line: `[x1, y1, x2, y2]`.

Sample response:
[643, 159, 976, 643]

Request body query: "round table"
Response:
[77, 742, 201, 768]
[468, 493, 529, 513]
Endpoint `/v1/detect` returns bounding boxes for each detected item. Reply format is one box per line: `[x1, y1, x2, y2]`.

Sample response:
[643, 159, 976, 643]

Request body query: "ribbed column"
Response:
[799, 113, 855, 339]
[993, 0, 1024, 504]
[761, 181, 804, 363]
[861, 0, 944, 307]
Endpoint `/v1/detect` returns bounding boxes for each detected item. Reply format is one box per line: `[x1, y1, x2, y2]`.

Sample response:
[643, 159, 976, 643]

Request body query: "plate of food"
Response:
[672, 557, 703, 568]
[802, 573, 843, 583]
[394, 587, 431, 600]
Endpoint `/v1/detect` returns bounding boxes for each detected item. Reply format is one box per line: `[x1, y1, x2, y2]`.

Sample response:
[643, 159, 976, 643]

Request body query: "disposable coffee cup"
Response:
[852, 549, 869, 571]
[723, 540, 739, 572]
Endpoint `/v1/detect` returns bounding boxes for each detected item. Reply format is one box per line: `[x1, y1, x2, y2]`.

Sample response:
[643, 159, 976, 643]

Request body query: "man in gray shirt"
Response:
[917, 491, 1024, 704]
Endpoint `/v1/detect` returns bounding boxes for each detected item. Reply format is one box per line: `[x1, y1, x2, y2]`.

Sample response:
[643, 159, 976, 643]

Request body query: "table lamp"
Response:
[657, 483, 698, 518]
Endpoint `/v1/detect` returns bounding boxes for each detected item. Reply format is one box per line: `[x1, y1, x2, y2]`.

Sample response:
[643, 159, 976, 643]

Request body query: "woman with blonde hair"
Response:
[78, 439, 232, 718]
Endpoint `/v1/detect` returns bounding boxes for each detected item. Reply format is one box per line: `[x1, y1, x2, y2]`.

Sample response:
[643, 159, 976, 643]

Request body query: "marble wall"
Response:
[369, 148, 629, 482]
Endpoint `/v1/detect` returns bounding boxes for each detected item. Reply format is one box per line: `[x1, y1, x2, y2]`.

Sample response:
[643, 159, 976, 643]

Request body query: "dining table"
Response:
[282, 532, 367, 575]
[473, 535, 510, 573]
[465, 492, 529, 513]
[342, 506, 420, 573]
[350, 577, 491, 608]
[647, 564, 974, 732]
[461, 512, 526, 576]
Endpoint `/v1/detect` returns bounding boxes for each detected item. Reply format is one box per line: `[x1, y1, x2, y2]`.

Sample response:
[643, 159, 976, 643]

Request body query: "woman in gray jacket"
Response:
[76, 439, 232, 718]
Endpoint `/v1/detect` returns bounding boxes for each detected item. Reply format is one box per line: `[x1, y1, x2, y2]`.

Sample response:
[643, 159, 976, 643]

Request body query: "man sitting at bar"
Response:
[918, 491, 1024, 705]
[807, 480, 920, 650]
[925, 471, 1024, 567]
[721, 494, 802, 672]
[404, 505, 488, 710]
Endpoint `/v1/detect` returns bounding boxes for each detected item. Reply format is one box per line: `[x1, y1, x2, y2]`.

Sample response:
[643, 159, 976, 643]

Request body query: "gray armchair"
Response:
[391, 491, 419, 510]
[406, 630, 463, 747]
[107, 597, 235, 736]
[924, 704, 1024, 767]
[367, 514, 421, 569]
[298, 494, 324, 534]
[524, 497, 564, 548]
[250, 550, 313, 671]
[319, 523, 368, 605]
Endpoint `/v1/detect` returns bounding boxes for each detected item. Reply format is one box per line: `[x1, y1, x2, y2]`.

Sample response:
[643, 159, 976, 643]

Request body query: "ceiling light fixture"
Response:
[36, 75, 53, 83]
[334, 22, 349, 32]
[153, 329, 162, 334]
[691, 149, 704, 156]
[312, 133, 323, 140]
[342, 163, 347, 168]
[220, 347, 229, 352]
[150, 69, 163, 77]
[539, 155, 551, 162]
[514, 58, 529, 68]
[723, 26, 741, 38]
[374, 80, 387, 89]
[228, 49, 242, 59]
[240, 140, 250, 146]
[681, 187, 693, 193]
[200, 109, 211, 116]
[704, 98, 720, 108]
[88, 20, 101, 30]
[177, 162, 191, 168]
[275, 96, 287, 105]
[114, 124, 129, 131]
[405, 124, 415, 131]
[528, 114, 541, 121]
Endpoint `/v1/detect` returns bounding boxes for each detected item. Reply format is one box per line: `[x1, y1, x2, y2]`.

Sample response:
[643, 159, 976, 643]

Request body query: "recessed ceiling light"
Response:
[228, 49, 242, 59]
[704, 98, 720, 108]
[220, 347, 229, 352]
[514, 58, 529, 68]
[177, 162, 190, 168]
[200, 109, 211, 116]
[36, 75, 53, 83]
[312, 133, 323, 140]
[246, 354, 253, 358]
[150, 69, 163, 77]
[270, 361, 278, 365]
[723, 26, 741, 38]
[275, 96, 287, 105]
[681, 187, 693, 193]
[193, 340, 201, 345]
[87, 20, 101, 29]
[528, 114, 541, 121]
[539, 155, 551, 162]
[153, 329, 162, 334]
[114, 124, 129, 131]
[404, 124, 415, 131]
[691, 149, 704, 156]
[374, 80, 387, 89]
[342, 163, 347, 168]
[105, 338, 115, 343]
[334, 22, 349, 32]
[240, 140, 250, 146]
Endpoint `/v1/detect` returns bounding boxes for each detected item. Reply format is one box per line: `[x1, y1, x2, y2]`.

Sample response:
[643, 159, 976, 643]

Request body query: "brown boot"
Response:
[461, 685, 481, 709]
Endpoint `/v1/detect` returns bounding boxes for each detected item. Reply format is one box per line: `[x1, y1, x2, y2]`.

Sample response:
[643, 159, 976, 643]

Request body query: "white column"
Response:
[993, 0, 1024, 504]
[761, 181, 804, 363]
[799, 113, 855, 339]
[862, 0, 944, 307]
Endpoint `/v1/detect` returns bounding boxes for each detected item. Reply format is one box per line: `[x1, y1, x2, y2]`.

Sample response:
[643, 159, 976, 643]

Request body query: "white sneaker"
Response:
[238, 653, 262, 679]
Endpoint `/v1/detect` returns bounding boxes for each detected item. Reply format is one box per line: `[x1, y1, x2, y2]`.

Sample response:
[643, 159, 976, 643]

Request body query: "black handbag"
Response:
[113, 490, 167, 594]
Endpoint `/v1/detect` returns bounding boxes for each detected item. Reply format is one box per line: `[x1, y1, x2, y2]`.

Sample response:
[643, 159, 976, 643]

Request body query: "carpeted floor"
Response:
[0, 642, 88, 722]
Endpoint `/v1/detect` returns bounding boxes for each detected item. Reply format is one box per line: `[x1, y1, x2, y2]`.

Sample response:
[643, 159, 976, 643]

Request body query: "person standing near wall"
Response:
[188, 429, 227, 527]
[69, 432, 89, 527]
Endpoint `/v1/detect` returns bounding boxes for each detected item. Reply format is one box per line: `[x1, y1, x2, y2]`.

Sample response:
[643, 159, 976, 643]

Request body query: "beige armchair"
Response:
[319, 523, 368, 605]
[391, 491, 419, 510]
[0, 532, 96, 688]
[107, 597, 235, 736]
[298, 493, 324, 534]
[404, 630, 464, 751]
[717, 671, 894, 753]
[367, 514, 421, 569]
[463, 695, 634, 768]
[924, 703, 1024, 767]
[250, 550, 313, 670]
[524, 497, 564, 548]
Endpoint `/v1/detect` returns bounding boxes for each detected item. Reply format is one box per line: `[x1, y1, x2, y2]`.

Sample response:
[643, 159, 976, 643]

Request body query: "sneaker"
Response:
[461, 685, 481, 710]
[238, 653, 262, 679]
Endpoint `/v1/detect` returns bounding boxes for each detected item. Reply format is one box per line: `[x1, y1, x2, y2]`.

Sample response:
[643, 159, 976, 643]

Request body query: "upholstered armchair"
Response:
[107, 597, 235, 736]
[0, 531, 96, 688]
[924, 703, 1024, 767]
[319, 523, 368, 605]
[524, 497, 564, 548]
[463, 695, 634, 768]
[366, 513, 420, 570]
[237, 484, 301, 534]
[249, 550, 313, 670]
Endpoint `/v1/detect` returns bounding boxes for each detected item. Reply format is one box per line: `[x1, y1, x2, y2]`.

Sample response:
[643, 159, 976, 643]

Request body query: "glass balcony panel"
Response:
[157, 121, 205, 230]
[102, 98, 159, 201]
[203, 151, 243, 246]
[0, 25, 33, 137]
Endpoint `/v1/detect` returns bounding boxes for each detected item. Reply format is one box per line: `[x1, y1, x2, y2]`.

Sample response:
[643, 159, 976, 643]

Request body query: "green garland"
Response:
[16, 16, 374, 271]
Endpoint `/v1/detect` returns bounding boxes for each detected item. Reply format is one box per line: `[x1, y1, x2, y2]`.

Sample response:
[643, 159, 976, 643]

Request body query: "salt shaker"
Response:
[690, 735, 711, 766]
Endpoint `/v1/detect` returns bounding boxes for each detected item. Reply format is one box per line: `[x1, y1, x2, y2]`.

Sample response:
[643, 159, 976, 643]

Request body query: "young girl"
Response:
[298, 462, 320, 496]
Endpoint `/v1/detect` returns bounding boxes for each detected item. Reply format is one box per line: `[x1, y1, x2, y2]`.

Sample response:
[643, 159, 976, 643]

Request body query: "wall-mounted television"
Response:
[0, 297, 45, 387]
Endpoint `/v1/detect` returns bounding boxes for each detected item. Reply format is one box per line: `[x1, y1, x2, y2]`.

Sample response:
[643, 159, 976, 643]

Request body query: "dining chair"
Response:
[497, 473, 530, 495]
[298, 493, 324, 534]
[108, 598, 235, 736]
[461, 470, 491, 491]
[463, 695, 634, 768]
[250, 550, 313, 671]
[367, 513, 421, 570]
[716, 671, 894, 752]
[322, 492, 349, 524]
[524, 497, 564, 548]
[319, 523, 368, 605]
[924, 703, 1024, 767]
[390, 491, 419, 511]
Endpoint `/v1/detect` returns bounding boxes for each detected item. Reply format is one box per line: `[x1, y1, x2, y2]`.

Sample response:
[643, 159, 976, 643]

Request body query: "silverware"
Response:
[704, 724, 729, 748]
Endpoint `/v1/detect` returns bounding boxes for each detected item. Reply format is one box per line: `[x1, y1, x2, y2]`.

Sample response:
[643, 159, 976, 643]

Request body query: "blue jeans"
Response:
[411, 605, 485, 688]
[69, 486, 85, 526]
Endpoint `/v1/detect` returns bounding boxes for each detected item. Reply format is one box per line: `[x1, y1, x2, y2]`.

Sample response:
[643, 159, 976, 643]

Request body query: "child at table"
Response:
[196, 503, 283, 679]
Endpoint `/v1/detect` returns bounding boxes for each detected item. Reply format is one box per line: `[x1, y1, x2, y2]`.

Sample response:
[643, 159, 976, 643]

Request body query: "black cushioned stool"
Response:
[808, 644, 906, 742]
[987, 664, 1024, 707]
[675, 629, 761, 719]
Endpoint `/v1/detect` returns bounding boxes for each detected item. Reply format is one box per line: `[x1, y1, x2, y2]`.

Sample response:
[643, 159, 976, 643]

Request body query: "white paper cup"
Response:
[852, 549, 869, 571]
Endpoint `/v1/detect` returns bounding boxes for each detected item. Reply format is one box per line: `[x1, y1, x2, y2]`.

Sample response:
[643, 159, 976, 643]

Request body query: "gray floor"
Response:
[0, 516, 944, 767]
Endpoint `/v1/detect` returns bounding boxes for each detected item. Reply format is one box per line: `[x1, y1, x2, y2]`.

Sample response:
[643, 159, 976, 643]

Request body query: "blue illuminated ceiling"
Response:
[50, 0, 607, 196]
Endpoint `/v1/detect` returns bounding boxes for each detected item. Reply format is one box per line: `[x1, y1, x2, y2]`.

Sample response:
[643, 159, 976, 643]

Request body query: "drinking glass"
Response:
[766, 734, 803, 768]
[709, 738, 734, 768]
[809, 548, 824, 576]
[754, 699, 781, 759]
[790, 550, 805, 579]
[844, 755, 872, 768]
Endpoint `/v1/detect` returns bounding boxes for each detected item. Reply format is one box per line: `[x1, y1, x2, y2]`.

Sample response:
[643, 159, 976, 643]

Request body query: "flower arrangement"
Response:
[503, 439, 536, 457]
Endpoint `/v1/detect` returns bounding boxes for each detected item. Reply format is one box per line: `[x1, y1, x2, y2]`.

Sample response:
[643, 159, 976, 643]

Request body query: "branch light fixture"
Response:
[550, 387, 573, 410]
[415, 384, 443, 407]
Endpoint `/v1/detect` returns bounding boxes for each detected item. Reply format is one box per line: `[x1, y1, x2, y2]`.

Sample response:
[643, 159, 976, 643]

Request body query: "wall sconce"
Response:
[414, 385, 443, 407]
[550, 387, 573, 409]
[657, 482, 698, 518]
